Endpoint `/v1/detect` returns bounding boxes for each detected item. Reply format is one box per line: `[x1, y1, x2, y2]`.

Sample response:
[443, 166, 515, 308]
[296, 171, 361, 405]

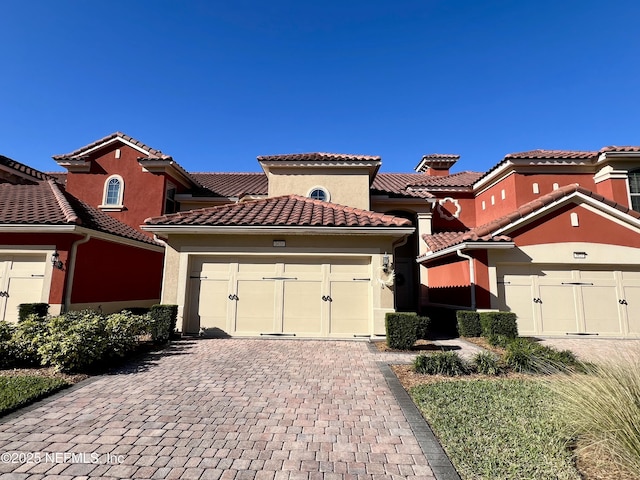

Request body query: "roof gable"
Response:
[53, 131, 171, 161]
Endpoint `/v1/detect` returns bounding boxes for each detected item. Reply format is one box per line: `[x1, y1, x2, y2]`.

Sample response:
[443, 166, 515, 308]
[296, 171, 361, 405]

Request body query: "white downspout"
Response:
[64, 233, 91, 312]
[457, 249, 476, 310]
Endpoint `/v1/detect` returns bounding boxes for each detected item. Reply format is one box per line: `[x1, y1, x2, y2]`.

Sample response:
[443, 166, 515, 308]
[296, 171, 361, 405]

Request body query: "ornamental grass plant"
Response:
[550, 351, 640, 478]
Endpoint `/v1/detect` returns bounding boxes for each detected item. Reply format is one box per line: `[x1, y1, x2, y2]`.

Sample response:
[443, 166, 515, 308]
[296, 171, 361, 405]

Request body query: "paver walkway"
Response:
[0, 339, 445, 480]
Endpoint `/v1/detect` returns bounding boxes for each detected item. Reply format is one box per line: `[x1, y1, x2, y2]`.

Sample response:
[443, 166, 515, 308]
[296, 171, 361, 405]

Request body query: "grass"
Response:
[549, 353, 640, 478]
[410, 379, 581, 480]
[0, 375, 70, 416]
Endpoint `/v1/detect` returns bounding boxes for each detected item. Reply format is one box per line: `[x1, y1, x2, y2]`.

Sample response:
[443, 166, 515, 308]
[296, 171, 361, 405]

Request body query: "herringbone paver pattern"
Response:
[0, 340, 436, 479]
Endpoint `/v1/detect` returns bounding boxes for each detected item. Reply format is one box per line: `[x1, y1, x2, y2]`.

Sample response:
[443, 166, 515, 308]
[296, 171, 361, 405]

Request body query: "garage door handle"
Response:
[228, 294, 238, 301]
[322, 295, 332, 302]
[0, 291, 7, 297]
[619, 299, 628, 305]
[533, 298, 542, 303]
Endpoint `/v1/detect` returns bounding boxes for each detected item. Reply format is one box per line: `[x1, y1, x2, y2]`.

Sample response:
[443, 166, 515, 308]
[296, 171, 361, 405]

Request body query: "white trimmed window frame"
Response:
[99, 174, 125, 211]
[307, 186, 330, 202]
[629, 169, 640, 212]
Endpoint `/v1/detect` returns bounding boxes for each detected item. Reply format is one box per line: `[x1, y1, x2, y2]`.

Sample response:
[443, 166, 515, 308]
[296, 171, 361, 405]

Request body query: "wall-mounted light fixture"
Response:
[382, 252, 390, 273]
[273, 240, 286, 247]
[573, 251, 588, 260]
[51, 250, 64, 270]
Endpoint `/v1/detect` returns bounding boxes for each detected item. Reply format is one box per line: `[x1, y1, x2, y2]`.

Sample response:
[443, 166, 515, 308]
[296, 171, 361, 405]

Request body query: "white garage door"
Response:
[0, 254, 47, 323]
[187, 256, 371, 338]
[498, 264, 639, 338]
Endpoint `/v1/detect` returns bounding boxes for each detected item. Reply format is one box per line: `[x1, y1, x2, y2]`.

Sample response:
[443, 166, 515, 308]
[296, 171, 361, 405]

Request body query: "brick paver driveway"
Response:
[0, 339, 444, 480]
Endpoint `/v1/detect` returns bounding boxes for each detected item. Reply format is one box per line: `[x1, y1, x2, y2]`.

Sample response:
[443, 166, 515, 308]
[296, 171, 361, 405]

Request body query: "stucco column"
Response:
[416, 212, 432, 308]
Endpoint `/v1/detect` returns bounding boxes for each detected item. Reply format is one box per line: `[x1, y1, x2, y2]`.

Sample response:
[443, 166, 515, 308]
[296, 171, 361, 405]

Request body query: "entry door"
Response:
[0, 255, 47, 323]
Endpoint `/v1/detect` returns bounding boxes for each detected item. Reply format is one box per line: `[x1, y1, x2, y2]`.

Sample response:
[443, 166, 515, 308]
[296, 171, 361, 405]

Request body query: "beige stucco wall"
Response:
[267, 168, 371, 210]
[160, 232, 403, 336]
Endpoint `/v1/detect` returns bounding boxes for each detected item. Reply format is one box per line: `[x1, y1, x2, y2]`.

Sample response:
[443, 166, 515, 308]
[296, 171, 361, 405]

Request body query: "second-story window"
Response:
[630, 169, 640, 212]
[100, 175, 125, 210]
[165, 181, 179, 214]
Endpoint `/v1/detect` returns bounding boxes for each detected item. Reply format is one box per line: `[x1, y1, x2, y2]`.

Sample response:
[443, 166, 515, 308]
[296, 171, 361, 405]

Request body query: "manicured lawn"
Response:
[0, 376, 70, 416]
[410, 379, 580, 480]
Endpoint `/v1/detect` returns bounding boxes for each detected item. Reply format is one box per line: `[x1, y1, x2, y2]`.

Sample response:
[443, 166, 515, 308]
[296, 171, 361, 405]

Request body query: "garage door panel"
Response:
[582, 286, 622, 335]
[283, 281, 322, 334]
[501, 284, 536, 335]
[624, 286, 640, 334]
[194, 279, 229, 331]
[4, 277, 44, 323]
[236, 280, 276, 333]
[539, 285, 578, 334]
[329, 281, 369, 335]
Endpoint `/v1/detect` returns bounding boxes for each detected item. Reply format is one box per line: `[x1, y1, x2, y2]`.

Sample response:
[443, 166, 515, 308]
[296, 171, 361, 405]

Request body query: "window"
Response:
[308, 187, 330, 202]
[629, 169, 640, 212]
[165, 181, 179, 214]
[100, 175, 124, 210]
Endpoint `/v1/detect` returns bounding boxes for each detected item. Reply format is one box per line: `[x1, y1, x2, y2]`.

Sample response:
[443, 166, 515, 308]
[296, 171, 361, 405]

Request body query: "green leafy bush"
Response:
[149, 304, 178, 343]
[414, 351, 469, 376]
[0, 321, 16, 368]
[503, 338, 580, 373]
[17, 303, 49, 322]
[38, 311, 108, 372]
[480, 311, 518, 339]
[9, 315, 48, 366]
[456, 310, 481, 337]
[486, 333, 511, 348]
[385, 312, 430, 350]
[105, 311, 149, 358]
[472, 351, 501, 375]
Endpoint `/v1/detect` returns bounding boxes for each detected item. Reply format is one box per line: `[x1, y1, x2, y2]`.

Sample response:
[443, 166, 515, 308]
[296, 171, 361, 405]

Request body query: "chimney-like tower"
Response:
[414, 154, 460, 176]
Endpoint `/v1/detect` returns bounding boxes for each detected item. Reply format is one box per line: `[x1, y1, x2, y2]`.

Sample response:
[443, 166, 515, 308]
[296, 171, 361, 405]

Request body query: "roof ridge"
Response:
[53, 131, 171, 160]
[47, 180, 80, 224]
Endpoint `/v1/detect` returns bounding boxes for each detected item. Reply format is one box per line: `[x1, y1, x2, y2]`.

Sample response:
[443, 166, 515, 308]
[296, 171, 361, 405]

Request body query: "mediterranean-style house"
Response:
[2, 132, 639, 338]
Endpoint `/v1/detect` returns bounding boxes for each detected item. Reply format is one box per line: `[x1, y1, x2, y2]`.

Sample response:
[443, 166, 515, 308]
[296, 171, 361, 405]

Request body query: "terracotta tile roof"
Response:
[0, 181, 157, 245]
[422, 184, 640, 254]
[371, 171, 481, 198]
[421, 154, 461, 160]
[257, 153, 381, 162]
[599, 145, 640, 153]
[0, 155, 54, 182]
[145, 195, 413, 228]
[189, 173, 268, 197]
[52, 132, 171, 160]
[504, 149, 597, 160]
[45, 172, 67, 185]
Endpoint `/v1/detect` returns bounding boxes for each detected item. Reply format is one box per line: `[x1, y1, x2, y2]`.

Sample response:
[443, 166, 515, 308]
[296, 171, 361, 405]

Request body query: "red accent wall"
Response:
[475, 174, 518, 226]
[425, 259, 471, 306]
[512, 202, 640, 248]
[71, 238, 163, 304]
[0, 232, 80, 305]
[595, 178, 631, 208]
[64, 144, 168, 237]
[431, 194, 476, 232]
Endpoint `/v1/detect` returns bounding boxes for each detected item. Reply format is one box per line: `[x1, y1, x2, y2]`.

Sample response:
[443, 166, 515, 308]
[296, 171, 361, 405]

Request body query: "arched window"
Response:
[308, 186, 330, 202]
[629, 169, 640, 212]
[100, 175, 124, 210]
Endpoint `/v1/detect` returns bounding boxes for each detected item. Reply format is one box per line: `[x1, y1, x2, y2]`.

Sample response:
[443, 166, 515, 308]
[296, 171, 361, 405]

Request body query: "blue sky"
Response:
[1, 1, 639, 175]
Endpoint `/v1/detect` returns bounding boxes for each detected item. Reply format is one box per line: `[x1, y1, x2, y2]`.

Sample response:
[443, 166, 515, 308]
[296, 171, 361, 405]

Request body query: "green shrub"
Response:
[17, 303, 49, 322]
[503, 337, 539, 372]
[9, 315, 48, 366]
[414, 351, 469, 376]
[416, 315, 431, 340]
[386, 312, 418, 350]
[503, 338, 580, 373]
[0, 321, 16, 368]
[472, 351, 501, 375]
[105, 311, 148, 358]
[456, 310, 481, 337]
[0, 376, 69, 415]
[149, 305, 177, 343]
[551, 353, 640, 478]
[38, 311, 108, 372]
[480, 311, 518, 339]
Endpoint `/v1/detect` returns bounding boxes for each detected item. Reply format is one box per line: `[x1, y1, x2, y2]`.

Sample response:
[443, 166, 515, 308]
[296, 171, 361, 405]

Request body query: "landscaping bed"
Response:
[0, 375, 71, 416]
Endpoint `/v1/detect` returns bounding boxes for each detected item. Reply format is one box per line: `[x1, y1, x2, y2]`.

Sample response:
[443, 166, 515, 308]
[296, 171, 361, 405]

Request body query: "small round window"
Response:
[308, 187, 330, 202]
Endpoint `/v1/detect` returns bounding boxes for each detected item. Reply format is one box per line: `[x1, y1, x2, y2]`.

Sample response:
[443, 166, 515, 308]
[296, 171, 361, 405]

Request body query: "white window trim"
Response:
[629, 169, 640, 212]
[307, 186, 330, 202]
[99, 174, 125, 211]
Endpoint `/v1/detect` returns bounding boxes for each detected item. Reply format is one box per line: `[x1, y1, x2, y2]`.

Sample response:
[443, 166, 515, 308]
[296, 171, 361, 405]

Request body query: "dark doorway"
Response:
[387, 210, 419, 312]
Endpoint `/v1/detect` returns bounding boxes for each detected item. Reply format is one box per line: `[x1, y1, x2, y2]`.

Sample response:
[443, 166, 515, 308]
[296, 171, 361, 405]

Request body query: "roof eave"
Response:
[142, 225, 415, 237]
[417, 241, 515, 264]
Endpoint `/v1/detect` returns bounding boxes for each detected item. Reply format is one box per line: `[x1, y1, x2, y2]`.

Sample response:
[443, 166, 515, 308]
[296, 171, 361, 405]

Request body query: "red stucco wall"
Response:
[64, 144, 168, 237]
[512, 202, 640, 248]
[71, 238, 163, 304]
[595, 178, 631, 208]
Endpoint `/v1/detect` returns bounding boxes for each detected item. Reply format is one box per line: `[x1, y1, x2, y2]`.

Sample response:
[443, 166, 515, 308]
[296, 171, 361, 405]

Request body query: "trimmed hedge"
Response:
[456, 311, 481, 337]
[149, 304, 178, 343]
[18, 303, 49, 322]
[479, 311, 518, 339]
[385, 312, 430, 350]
